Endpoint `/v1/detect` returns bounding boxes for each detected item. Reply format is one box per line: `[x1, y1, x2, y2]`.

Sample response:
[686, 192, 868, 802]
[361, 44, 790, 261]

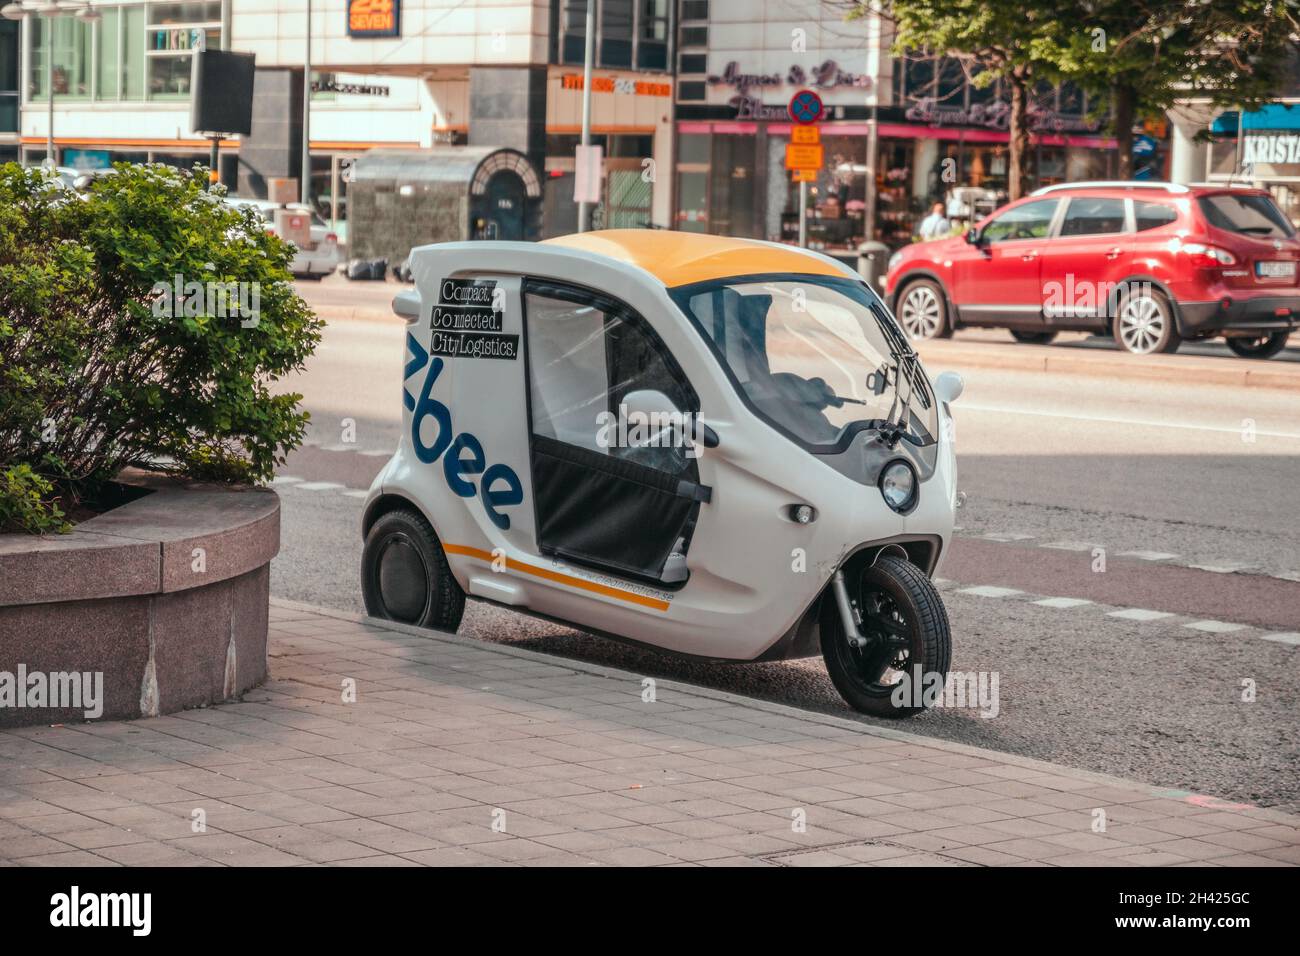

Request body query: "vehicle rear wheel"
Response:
[362, 508, 465, 632]
[821, 555, 952, 718]
[1009, 330, 1058, 344]
[896, 279, 953, 340]
[1113, 287, 1181, 355]
[1225, 331, 1289, 359]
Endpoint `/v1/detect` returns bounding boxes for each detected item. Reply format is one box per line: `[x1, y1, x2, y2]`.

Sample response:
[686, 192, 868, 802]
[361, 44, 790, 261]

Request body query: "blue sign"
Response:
[788, 89, 824, 124]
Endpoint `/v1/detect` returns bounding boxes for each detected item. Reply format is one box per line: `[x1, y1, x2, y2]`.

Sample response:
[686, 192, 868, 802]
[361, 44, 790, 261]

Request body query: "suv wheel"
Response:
[1114, 287, 1181, 355]
[1225, 331, 1289, 359]
[896, 279, 953, 340]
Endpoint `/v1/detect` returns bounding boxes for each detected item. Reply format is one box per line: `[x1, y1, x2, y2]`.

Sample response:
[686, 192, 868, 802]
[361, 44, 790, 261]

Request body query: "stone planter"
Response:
[0, 470, 279, 727]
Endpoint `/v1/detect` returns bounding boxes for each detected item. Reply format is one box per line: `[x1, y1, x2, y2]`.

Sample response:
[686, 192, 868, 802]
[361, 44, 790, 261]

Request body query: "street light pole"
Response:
[577, 0, 595, 233]
[301, 0, 312, 205]
[1, 1, 101, 167]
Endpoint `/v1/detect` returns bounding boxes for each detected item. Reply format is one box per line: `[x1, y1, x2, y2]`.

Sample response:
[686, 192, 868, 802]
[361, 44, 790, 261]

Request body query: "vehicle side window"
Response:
[524, 285, 696, 475]
[1060, 197, 1127, 236]
[1135, 200, 1178, 232]
[981, 199, 1059, 243]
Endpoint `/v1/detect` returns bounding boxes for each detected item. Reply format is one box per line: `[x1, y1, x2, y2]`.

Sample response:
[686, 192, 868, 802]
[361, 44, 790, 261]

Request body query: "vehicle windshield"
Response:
[1199, 193, 1296, 239]
[670, 275, 936, 452]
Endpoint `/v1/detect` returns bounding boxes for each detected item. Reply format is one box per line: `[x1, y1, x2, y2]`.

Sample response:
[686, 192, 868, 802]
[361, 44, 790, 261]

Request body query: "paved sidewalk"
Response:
[1, 600, 1297, 867]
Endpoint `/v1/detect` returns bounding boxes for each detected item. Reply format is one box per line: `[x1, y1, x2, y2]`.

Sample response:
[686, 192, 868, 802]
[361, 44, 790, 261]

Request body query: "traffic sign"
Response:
[791, 168, 817, 182]
[784, 143, 824, 170]
[788, 89, 824, 124]
[791, 124, 820, 145]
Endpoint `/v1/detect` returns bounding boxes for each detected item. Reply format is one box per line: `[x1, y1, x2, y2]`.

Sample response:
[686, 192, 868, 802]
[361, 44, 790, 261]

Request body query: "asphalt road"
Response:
[272, 283, 1300, 814]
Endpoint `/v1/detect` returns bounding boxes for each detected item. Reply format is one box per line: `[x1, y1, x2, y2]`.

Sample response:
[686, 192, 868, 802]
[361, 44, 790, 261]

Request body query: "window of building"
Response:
[600, 0, 633, 68]
[29, 15, 92, 100]
[681, 0, 709, 19]
[0, 20, 17, 132]
[147, 1, 221, 99]
[679, 26, 707, 47]
[637, 0, 668, 70]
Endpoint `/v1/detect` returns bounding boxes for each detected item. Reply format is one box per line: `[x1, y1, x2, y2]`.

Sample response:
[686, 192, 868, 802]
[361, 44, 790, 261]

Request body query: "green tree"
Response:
[853, 0, 1054, 199]
[1035, 1, 1300, 177]
[0, 162, 323, 533]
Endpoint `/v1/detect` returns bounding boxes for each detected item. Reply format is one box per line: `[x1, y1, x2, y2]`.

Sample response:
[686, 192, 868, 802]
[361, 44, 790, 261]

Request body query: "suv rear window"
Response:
[1198, 193, 1295, 239]
[1135, 200, 1178, 232]
[1060, 197, 1126, 236]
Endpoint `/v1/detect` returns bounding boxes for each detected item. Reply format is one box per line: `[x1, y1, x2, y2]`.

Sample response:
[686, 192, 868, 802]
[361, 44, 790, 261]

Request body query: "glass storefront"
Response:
[26, 1, 219, 103]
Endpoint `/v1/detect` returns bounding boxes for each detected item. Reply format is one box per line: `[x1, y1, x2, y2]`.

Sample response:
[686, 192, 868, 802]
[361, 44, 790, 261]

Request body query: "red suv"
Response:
[885, 182, 1300, 358]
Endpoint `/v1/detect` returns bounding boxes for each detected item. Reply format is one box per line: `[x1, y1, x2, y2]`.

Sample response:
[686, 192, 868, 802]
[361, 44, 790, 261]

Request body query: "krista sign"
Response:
[347, 0, 400, 38]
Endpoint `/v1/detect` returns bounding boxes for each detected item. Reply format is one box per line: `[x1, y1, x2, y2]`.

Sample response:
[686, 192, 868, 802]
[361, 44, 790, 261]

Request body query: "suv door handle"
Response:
[1021, 251, 1038, 262]
[1105, 247, 1122, 260]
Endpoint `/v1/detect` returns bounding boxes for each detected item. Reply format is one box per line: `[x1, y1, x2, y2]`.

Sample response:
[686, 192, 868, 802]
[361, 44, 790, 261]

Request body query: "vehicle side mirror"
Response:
[619, 389, 718, 448]
[934, 371, 964, 405]
[964, 226, 982, 246]
[392, 289, 421, 322]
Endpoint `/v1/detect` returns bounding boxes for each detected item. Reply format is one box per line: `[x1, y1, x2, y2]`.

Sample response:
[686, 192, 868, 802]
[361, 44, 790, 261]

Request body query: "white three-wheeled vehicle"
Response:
[361, 230, 964, 716]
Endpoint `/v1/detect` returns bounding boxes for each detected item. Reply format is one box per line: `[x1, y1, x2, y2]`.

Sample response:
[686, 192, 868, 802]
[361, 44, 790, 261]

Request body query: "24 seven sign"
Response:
[348, 0, 400, 38]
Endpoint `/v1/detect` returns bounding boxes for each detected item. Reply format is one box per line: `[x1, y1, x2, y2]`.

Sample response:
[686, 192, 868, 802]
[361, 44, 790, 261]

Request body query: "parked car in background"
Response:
[886, 182, 1300, 358]
[223, 197, 342, 280]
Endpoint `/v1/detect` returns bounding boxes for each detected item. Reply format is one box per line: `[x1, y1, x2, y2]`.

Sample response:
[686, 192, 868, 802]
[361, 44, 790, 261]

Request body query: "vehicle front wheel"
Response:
[362, 508, 465, 632]
[1113, 287, 1181, 354]
[1010, 330, 1058, 344]
[821, 555, 952, 718]
[1225, 331, 1289, 359]
[896, 279, 953, 340]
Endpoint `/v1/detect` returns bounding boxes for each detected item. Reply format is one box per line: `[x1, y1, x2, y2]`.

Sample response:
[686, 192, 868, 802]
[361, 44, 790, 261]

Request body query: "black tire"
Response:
[821, 555, 952, 718]
[1113, 286, 1181, 354]
[1010, 330, 1058, 344]
[1226, 331, 1289, 359]
[895, 279, 954, 340]
[361, 508, 465, 632]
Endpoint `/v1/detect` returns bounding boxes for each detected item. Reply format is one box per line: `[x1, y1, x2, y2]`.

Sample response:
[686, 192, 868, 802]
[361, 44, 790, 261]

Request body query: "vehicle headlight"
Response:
[887, 251, 902, 273]
[879, 460, 917, 513]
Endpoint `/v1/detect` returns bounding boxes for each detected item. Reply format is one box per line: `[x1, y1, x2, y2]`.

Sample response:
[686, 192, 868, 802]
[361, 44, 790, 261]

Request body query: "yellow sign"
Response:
[791, 125, 820, 145]
[791, 168, 817, 182]
[784, 144, 824, 170]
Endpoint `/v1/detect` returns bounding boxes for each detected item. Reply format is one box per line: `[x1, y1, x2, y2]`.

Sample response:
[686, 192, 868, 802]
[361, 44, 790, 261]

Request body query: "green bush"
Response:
[0, 162, 323, 533]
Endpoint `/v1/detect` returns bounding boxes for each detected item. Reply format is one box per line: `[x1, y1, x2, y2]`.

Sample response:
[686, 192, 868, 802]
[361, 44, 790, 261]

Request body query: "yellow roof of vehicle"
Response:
[543, 229, 845, 288]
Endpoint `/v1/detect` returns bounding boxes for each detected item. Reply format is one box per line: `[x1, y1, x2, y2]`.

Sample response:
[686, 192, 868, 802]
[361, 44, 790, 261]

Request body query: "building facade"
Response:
[13, 0, 675, 240]
[674, 0, 1117, 256]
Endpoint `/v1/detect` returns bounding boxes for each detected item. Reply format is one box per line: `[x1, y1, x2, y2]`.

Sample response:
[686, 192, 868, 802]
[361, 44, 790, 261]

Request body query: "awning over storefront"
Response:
[1211, 104, 1300, 135]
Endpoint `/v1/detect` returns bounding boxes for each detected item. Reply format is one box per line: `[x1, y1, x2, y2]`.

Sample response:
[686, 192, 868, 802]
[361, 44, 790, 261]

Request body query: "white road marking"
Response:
[295, 481, 345, 492]
[342, 490, 369, 499]
[959, 585, 1023, 598]
[1034, 597, 1093, 608]
[1118, 550, 1180, 562]
[357, 449, 394, 457]
[1183, 620, 1250, 634]
[981, 532, 1036, 542]
[1040, 541, 1097, 551]
[1261, 632, 1300, 646]
[1189, 561, 1257, 574]
[271, 476, 303, 485]
[961, 403, 1300, 440]
[1107, 608, 1176, 622]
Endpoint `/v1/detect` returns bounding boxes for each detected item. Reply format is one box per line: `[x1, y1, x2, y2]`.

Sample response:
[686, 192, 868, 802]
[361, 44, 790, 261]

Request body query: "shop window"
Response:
[147, 2, 221, 100]
[935, 57, 965, 107]
[29, 15, 92, 99]
[678, 134, 709, 165]
[676, 171, 708, 233]
[1058, 81, 1085, 116]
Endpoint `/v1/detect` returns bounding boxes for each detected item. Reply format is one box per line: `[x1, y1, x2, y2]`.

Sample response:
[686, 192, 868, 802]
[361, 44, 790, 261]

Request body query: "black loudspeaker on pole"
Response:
[190, 49, 257, 189]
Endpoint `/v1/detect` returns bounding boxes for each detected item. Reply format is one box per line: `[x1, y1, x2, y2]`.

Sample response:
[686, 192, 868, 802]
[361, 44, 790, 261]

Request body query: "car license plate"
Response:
[1256, 260, 1296, 278]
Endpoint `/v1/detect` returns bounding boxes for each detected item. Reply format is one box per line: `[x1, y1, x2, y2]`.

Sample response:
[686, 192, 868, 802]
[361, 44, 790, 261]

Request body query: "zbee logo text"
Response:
[50, 886, 151, 937]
